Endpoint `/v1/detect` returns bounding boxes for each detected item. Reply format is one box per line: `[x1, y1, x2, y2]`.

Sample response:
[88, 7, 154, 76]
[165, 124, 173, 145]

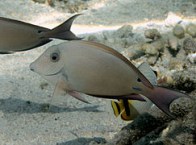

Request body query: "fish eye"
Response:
[38, 30, 42, 33]
[50, 52, 60, 62]
[137, 78, 141, 82]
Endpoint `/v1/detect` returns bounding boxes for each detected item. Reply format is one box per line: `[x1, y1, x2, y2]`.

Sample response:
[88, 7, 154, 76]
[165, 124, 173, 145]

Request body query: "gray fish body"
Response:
[0, 15, 80, 53]
[0, 18, 49, 52]
[59, 43, 137, 96]
[30, 40, 190, 116]
[30, 41, 152, 97]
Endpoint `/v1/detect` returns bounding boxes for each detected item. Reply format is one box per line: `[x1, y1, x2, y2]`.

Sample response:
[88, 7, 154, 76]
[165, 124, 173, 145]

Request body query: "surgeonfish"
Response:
[0, 14, 80, 54]
[111, 62, 157, 121]
[30, 40, 190, 117]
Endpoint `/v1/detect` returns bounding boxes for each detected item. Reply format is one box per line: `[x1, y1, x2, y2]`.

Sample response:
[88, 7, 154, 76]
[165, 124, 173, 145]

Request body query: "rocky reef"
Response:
[83, 22, 196, 145]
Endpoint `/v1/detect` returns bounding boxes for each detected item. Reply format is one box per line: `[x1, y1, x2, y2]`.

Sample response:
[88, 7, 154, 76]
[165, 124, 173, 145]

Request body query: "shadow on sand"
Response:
[0, 98, 102, 114]
[57, 137, 106, 145]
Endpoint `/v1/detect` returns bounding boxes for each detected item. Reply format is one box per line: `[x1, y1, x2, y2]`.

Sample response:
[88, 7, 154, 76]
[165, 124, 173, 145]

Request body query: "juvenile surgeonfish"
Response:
[30, 40, 190, 117]
[111, 62, 157, 121]
[0, 14, 80, 53]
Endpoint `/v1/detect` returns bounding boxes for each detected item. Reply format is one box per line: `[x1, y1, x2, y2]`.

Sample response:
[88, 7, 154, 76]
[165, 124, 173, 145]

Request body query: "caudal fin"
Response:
[45, 14, 81, 40]
[145, 86, 190, 117]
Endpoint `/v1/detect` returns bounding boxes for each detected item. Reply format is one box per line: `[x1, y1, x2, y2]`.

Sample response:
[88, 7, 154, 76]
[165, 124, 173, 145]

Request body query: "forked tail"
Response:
[145, 86, 190, 117]
[44, 14, 81, 40]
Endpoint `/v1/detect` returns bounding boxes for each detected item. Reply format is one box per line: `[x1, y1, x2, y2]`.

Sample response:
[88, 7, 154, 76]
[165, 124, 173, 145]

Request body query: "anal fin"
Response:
[67, 90, 90, 104]
[126, 94, 146, 101]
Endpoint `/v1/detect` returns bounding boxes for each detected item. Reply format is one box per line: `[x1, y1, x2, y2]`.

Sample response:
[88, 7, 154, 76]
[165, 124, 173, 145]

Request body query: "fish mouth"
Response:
[29, 63, 35, 72]
[45, 68, 63, 76]
[29, 62, 62, 76]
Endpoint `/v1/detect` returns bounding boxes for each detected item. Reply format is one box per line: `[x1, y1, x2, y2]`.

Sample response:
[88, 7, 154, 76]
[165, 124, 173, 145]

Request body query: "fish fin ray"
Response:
[68, 91, 90, 104]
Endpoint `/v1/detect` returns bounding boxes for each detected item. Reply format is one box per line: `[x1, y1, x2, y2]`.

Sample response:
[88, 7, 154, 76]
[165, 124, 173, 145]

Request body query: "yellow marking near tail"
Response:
[111, 99, 140, 121]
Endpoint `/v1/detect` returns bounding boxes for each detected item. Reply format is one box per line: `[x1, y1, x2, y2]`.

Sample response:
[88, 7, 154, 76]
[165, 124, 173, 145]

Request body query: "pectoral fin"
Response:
[48, 75, 67, 105]
[53, 75, 89, 104]
[53, 78, 67, 97]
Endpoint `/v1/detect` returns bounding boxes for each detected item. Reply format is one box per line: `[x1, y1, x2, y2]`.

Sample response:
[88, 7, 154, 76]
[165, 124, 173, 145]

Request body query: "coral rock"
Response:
[186, 23, 196, 38]
[173, 24, 185, 39]
[114, 25, 133, 38]
[122, 44, 145, 60]
[168, 35, 180, 51]
[144, 29, 161, 40]
[183, 37, 196, 53]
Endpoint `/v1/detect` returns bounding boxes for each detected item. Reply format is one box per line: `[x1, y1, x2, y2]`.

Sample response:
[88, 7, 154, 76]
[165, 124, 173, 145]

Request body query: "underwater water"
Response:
[0, 0, 195, 145]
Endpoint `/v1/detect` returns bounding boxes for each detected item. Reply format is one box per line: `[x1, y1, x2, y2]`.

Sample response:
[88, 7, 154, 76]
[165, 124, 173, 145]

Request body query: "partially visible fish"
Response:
[30, 40, 190, 117]
[0, 14, 80, 53]
[111, 62, 157, 121]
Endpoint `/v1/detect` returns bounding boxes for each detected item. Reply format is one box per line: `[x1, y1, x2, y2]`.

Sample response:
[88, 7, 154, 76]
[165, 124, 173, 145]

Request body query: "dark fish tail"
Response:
[45, 14, 81, 40]
[145, 86, 190, 117]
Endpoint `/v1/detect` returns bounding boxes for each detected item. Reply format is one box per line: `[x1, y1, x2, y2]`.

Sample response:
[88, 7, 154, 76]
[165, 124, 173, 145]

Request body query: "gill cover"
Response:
[30, 45, 64, 76]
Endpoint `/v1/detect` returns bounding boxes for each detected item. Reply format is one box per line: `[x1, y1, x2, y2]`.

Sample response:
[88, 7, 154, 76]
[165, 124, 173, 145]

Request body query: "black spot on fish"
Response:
[38, 30, 42, 33]
[137, 78, 141, 82]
